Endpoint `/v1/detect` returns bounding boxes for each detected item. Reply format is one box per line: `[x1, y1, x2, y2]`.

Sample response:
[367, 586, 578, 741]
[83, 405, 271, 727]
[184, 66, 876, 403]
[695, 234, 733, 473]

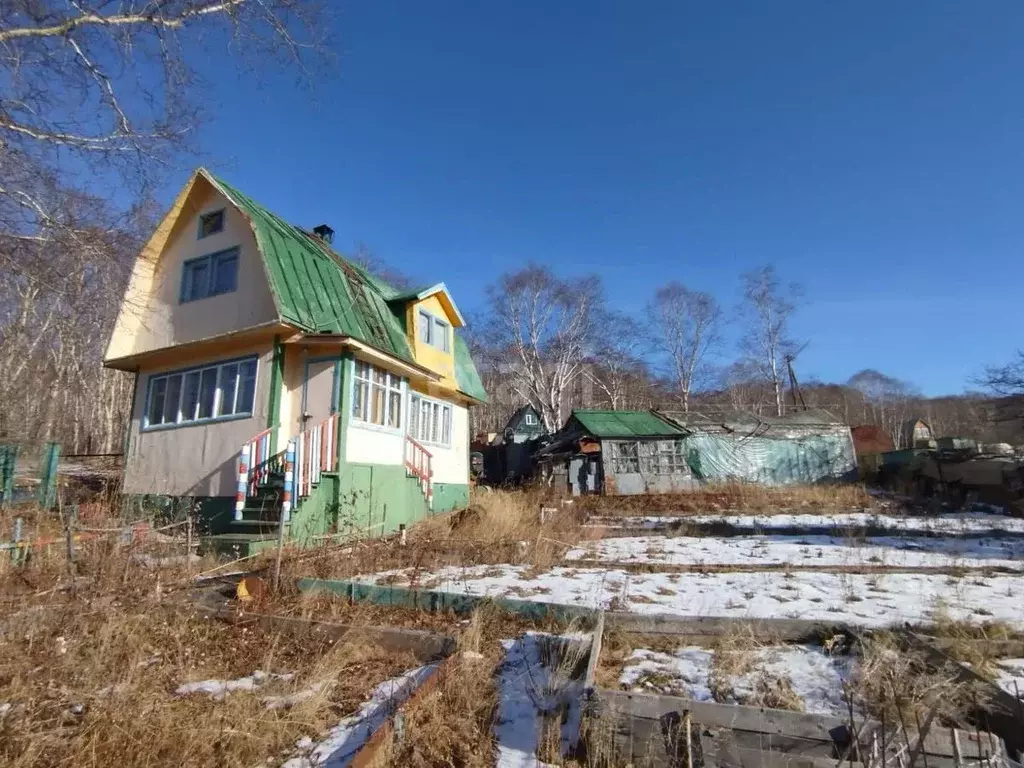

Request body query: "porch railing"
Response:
[404, 434, 433, 508]
[235, 426, 277, 520]
[295, 413, 339, 501]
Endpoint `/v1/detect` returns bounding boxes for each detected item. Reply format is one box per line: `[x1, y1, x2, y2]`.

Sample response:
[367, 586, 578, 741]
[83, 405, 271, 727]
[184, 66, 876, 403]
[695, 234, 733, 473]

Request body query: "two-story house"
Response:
[103, 168, 487, 552]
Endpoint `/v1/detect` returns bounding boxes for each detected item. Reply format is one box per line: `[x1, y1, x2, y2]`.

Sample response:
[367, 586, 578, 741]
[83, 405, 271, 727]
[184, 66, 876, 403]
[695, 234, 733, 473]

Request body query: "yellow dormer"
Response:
[390, 283, 466, 391]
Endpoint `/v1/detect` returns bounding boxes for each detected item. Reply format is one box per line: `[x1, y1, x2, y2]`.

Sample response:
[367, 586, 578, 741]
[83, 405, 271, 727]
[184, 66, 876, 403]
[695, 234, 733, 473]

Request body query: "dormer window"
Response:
[198, 209, 224, 239]
[418, 310, 450, 353]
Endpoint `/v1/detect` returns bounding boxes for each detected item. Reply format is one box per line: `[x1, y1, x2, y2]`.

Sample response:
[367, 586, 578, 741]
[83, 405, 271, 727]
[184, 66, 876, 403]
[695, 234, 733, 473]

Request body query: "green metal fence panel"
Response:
[38, 442, 60, 510]
[0, 444, 17, 508]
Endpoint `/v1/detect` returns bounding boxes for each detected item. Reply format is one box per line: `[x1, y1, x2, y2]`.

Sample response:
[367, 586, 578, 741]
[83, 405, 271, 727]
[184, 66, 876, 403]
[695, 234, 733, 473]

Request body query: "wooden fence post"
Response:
[10, 516, 23, 566]
[64, 503, 77, 579]
[185, 512, 194, 577]
[272, 509, 288, 594]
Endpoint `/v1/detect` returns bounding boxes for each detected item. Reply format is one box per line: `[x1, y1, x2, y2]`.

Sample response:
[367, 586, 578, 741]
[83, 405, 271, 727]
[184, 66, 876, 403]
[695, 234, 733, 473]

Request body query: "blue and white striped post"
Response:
[235, 443, 251, 522]
[282, 440, 296, 523]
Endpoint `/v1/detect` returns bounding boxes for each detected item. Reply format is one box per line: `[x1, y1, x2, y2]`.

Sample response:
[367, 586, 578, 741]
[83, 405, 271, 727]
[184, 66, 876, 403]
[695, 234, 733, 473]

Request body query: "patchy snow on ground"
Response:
[495, 633, 586, 768]
[993, 658, 1024, 700]
[566, 535, 1024, 570]
[727, 646, 855, 717]
[282, 663, 438, 767]
[619, 644, 855, 717]
[358, 565, 1024, 628]
[589, 512, 1024, 535]
[619, 647, 715, 701]
[175, 670, 294, 700]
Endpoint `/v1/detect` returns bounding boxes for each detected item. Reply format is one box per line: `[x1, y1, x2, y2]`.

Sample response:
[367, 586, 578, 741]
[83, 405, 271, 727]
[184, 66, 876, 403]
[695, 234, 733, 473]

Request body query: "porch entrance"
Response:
[301, 356, 339, 429]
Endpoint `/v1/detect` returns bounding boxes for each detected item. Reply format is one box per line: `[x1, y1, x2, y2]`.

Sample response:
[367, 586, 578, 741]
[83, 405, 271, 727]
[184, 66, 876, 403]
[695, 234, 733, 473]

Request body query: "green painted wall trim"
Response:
[289, 473, 339, 545]
[432, 483, 469, 513]
[336, 352, 354, 468]
[267, 335, 284, 452]
[336, 463, 429, 538]
[297, 578, 596, 623]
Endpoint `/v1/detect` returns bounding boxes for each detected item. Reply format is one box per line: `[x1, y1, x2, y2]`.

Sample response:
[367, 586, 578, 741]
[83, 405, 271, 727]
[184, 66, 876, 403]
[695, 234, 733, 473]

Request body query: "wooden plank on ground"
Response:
[213, 609, 455, 662]
[596, 689, 851, 743]
[597, 689, 1006, 762]
[349, 655, 453, 767]
[604, 613, 847, 642]
[584, 610, 605, 691]
[297, 577, 597, 624]
[896, 628, 1022, 757]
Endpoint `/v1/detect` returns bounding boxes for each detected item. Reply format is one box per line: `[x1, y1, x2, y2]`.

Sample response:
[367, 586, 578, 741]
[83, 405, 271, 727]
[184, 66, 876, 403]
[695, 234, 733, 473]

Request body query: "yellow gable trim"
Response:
[104, 170, 204, 362]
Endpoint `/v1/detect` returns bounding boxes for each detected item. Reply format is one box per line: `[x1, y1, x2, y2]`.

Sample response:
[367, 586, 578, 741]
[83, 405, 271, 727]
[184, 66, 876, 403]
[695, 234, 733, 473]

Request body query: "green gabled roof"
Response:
[209, 173, 414, 364]
[570, 410, 686, 438]
[453, 333, 487, 402]
[205, 170, 487, 402]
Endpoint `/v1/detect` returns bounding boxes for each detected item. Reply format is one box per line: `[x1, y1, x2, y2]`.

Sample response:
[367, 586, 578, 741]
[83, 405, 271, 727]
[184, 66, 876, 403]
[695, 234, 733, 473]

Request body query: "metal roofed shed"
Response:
[569, 410, 686, 438]
[538, 408, 857, 496]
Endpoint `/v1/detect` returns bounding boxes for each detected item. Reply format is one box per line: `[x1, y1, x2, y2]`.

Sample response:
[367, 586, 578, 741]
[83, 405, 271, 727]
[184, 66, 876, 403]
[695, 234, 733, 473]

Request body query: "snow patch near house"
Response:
[282, 663, 438, 767]
[495, 633, 584, 768]
[591, 512, 1024, 535]
[727, 646, 855, 717]
[619, 647, 715, 701]
[357, 565, 1024, 628]
[566, 535, 1024, 570]
[993, 659, 1024, 700]
[619, 645, 855, 717]
[175, 670, 294, 700]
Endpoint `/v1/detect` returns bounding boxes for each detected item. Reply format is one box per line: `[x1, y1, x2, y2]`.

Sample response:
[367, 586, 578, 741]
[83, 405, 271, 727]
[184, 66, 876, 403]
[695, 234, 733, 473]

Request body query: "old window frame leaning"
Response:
[352, 360, 403, 430]
[180, 246, 239, 303]
[143, 355, 258, 431]
[407, 393, 452, 447]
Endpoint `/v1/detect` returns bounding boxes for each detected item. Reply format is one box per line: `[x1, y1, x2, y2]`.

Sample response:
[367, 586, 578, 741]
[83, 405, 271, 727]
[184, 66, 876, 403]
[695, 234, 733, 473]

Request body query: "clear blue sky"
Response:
[194, 1, 1024, 397]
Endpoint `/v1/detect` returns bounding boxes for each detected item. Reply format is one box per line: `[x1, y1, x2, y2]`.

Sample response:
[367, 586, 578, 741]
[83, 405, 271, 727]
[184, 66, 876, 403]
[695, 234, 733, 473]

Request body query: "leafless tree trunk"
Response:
[0, 0, 331, 451]
[739, 266, 802, 417]
[647, 282, 721, 413]
[479, 265, 602, 432]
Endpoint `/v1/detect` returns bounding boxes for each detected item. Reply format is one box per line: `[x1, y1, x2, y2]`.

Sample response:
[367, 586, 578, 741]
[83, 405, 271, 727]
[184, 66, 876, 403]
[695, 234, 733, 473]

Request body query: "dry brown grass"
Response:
[0, 592, 419, 767]
[578, 481, 875, 516]
[0, 503, 434, 768]
[283, 488, 596, 584]
[849, 631, 985, 726]
[372, 602, 507, 767]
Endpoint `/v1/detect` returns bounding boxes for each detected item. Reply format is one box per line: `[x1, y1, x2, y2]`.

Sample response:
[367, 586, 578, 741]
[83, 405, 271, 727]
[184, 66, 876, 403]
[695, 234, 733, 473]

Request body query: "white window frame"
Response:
[417, 309, 451, 353]
[524, 412, 538, 426]
[351, 359, 403, 431]
[407, 392, 453, 447]
[142, 355, 258, 431]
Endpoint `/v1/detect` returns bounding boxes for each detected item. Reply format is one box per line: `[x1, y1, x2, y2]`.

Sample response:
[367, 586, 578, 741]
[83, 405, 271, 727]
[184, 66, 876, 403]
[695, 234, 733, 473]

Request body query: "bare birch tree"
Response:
[480, 265, 602, 432]
[647, 282, 722, 413]
[0, 0, 331, 450]
[738, 266, 803, 417]
[583, 311, 648, 411]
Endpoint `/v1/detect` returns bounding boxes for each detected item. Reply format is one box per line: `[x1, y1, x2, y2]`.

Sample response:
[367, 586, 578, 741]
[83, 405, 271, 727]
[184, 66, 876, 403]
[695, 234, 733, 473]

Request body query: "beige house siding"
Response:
[109, 179, 278, 360]
[123, 341, 274, 497]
